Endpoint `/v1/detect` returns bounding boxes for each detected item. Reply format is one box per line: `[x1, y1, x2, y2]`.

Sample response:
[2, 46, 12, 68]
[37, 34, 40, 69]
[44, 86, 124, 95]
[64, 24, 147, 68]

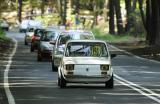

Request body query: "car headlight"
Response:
[100, 65, 109, 71]
[65, 64, 74, 70]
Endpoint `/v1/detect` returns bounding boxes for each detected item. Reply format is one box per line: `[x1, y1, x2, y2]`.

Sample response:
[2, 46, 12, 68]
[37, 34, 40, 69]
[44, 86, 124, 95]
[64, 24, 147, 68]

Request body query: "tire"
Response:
[59, 72, 66, 88]
[24, 39, 28, 45]
[58, 77, 60, 87]
[30, 43, 34, 52]
[37, 51, 42, 61]
[52, 60, 57, 72]
[6, 28, 9, 31]
[105, 74, 114, 89]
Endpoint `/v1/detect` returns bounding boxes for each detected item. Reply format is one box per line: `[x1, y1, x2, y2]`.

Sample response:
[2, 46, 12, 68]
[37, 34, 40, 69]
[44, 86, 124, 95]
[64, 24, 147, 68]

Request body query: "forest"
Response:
[0, 0, 160, 46]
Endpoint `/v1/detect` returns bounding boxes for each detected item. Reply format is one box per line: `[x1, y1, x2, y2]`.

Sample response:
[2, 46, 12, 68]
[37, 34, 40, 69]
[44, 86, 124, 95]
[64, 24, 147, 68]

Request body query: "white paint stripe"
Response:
[4, 38, 17, 104]
[109, 45, 160, 64]
[115, 74, 160, 98]
[115, 74, 160, 103]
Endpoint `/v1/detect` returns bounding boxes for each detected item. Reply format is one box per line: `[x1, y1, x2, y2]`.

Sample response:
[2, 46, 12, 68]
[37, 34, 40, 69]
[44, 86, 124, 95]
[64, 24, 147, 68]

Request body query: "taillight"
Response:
[100, 65, 109, 71]
[31, 36, 35, 40]
[32, 35, 40, 40]
[65, 64, 74, 70]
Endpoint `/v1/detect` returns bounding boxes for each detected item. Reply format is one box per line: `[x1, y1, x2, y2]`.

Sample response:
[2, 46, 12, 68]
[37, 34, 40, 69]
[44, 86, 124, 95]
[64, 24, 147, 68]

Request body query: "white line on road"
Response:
[110, 45, 160, 64]
[115, 74, 160, 103]
[4, 38, 17, 104]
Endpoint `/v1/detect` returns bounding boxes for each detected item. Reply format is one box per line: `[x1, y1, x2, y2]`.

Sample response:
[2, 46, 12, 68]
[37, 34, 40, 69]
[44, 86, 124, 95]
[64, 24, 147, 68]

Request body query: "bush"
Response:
[0, 28, 5, 38]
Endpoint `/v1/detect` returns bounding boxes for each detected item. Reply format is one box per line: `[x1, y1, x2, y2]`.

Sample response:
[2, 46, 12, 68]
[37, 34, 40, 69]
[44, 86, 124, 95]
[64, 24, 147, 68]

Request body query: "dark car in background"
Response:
[37, 29, 60, 61]
[30, 28, 45, 52]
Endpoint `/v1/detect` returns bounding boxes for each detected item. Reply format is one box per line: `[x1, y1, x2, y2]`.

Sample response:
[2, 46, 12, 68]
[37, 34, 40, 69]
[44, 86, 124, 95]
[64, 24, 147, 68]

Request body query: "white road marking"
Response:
[115, 74, 160, 103]
[110, 45, 160, 64]
[4, 38, 17, 104]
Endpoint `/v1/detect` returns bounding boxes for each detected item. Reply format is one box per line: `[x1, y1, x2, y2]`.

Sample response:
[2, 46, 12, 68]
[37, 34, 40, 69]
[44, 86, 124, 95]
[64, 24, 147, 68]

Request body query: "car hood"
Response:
[63, 57, 111, 65]
[41, 41, 54, 51]
[26, 32, 34, 36]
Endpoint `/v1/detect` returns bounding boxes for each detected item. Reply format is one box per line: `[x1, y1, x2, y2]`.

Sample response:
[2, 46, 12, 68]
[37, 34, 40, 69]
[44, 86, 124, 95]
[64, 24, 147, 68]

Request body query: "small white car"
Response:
[24, 27, 35, 45]
[58, 40, 116, 88]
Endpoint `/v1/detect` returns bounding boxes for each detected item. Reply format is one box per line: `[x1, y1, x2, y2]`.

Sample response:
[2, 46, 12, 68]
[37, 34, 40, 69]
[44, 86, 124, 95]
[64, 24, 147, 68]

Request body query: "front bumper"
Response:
[63, 75, 112, 83]
[32, 41, 39, 49]
[40, 50, 52, 59]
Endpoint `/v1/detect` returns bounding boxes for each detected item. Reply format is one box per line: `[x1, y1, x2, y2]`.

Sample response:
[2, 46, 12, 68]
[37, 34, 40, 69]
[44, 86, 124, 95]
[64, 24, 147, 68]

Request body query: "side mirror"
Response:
[111, 54, 116, 59]
[50, 41, 56, 45]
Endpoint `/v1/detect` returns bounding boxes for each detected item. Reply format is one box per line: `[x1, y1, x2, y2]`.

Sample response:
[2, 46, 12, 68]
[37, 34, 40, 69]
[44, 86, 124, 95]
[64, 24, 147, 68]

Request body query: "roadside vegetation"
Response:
[92, 27, 145, 43]
[0, 28, 10, 41]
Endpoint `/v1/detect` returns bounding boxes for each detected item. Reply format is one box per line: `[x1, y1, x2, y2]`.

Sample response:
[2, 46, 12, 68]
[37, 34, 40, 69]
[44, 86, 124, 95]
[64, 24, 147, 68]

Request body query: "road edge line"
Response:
[4, 38, 17, 104]
[115, 74, 160, 103]
[110, 45, 160, 64]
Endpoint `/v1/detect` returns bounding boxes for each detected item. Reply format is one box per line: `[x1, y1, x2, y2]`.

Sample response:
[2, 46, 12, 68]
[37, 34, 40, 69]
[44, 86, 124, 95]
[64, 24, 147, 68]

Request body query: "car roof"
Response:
[66, 40, 107, 44]
[61, 30, 93, 33]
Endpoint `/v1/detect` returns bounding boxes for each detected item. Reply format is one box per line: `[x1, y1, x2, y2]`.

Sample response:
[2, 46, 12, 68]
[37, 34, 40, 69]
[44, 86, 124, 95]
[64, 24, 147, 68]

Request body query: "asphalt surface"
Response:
[0, 29, 160, 104]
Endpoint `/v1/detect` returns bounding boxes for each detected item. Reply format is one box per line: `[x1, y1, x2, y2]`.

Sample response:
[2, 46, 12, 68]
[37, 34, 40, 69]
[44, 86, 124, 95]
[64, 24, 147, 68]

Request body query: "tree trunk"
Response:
[138, 0, 147, 30]
[132, 0, 137, 11]
[146, 0, 152, 44]
[109, 0, 115, 34]
[153, 0, 160, 45]
[125, 0, 131, 32]
[62, 0, 67, 25]
[18, 0, 22, 23]
[146, 0, 160, 45]
[75, 0, 80, 14]
[41, 0, 45, 16]
[115, 0, 124, 34]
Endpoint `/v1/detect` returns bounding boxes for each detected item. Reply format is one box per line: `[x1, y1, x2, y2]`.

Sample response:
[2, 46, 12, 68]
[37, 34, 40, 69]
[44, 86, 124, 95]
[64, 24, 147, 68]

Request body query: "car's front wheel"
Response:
[30, 43, 34, 52]
[59, 72, 66, 88]
[24, 39, 28, 45]
[105, 74, 114, 89]
[37, 51, 42, 61]
[52, 60, 57, 72]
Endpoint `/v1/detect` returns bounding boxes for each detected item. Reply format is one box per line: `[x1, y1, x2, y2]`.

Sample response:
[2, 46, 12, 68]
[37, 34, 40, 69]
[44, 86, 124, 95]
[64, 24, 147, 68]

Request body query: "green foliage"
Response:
[0, 28, 11, 41]
[129, 10, 146, 37]
[92, 28, 144, 42]
[34, 14, 60, 26]
[0, 28, 5, 38]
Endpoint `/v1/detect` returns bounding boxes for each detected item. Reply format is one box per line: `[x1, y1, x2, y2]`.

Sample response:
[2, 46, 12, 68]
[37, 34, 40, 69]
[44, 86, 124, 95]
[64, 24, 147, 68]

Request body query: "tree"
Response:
[145, 0, 160, 45]
[125, 0, 131, 32]
[114, 0, 124, 34]
[109, 0, 115, 34]
[109, 0, 124, 34]
[17, 0, 22, 22]
[41, 0, 45, 16]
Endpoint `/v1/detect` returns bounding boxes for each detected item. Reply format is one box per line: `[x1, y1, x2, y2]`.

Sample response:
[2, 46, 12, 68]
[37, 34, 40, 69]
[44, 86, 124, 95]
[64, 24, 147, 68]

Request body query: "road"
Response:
[1, 29, 160, 104]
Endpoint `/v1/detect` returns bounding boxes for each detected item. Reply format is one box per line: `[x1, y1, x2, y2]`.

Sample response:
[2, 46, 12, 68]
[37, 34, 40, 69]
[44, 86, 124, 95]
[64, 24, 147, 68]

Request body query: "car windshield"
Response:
[41, 31, 56, 41]
[65, 42, 108, 57]
[35, 29, 44, 36]
[61, 31, 94, 40]
[59, 35, 72, 45]
[28, 28, 34, 32]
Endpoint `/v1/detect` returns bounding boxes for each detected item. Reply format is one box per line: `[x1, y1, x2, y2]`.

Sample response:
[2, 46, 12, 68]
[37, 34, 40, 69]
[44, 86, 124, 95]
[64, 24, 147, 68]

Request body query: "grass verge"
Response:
[92, 28, 145, 43]
[0, 28, 11, 42]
